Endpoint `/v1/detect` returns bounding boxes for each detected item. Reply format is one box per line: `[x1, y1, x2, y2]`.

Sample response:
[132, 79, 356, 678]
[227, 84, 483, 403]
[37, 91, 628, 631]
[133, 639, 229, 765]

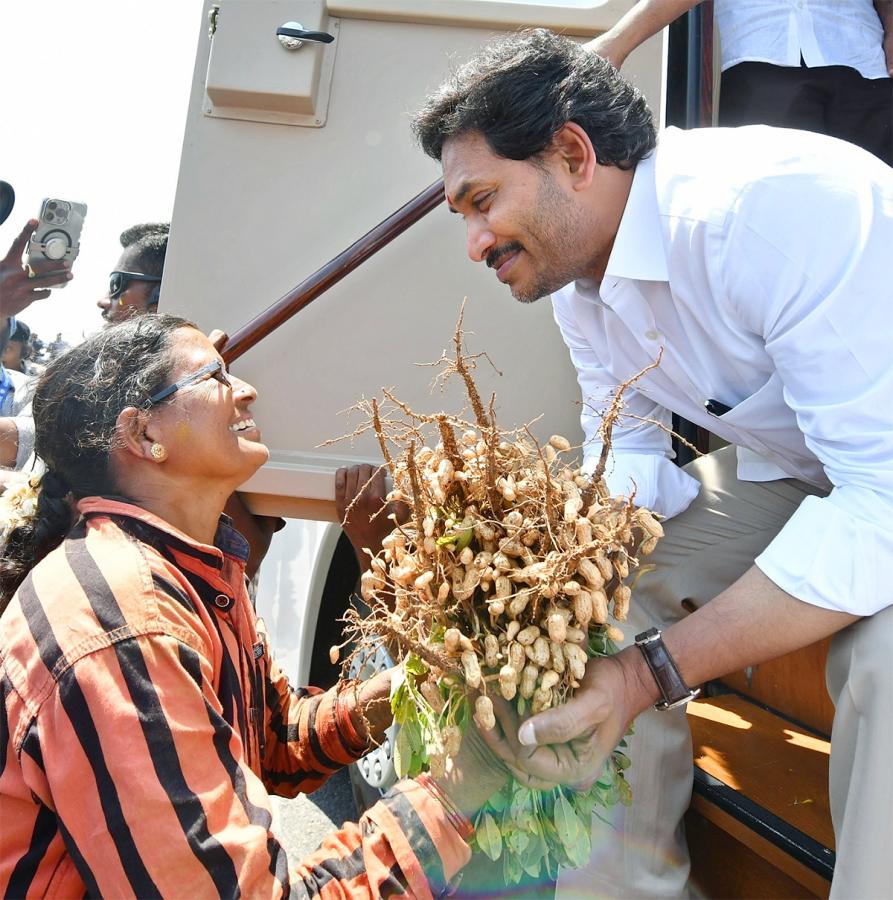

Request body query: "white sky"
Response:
[0, 1, 204, 344]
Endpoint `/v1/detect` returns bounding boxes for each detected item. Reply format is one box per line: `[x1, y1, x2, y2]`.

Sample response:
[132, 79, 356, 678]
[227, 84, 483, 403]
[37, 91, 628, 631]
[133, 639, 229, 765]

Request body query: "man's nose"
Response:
[467, 221, 495, 263]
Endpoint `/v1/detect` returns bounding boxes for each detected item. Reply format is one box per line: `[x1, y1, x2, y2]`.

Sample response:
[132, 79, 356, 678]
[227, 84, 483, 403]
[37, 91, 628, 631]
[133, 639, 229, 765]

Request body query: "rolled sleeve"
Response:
[757, 489, 892, 616]
[583, 450, 700, 520]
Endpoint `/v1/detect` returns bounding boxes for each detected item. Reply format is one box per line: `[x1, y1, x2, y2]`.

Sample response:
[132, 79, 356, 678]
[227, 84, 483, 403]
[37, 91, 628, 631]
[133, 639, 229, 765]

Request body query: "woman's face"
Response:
[148, 328, 269, 488]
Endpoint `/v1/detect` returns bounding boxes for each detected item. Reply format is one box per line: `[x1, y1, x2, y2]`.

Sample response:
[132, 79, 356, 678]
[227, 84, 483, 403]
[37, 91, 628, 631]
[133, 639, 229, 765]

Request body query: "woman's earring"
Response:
[150, 442, 168, 462]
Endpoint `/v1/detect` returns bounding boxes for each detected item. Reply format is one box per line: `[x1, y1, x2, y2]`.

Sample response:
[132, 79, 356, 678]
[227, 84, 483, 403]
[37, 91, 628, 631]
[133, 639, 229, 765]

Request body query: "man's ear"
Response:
[551, 122, 598, 192]
[115, 406, 157, 461]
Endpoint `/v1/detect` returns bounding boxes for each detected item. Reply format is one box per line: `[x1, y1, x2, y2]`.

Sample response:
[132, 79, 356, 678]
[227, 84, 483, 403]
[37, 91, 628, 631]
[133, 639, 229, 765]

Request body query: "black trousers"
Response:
[718, 61, 892, 166]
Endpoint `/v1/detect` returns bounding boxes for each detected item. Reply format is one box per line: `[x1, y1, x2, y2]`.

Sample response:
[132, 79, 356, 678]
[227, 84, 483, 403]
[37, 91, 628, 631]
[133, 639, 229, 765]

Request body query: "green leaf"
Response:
[503, 849, 524, 885]
[553, 793, 580, 849]
[476, 812, 503, 861]
[405, 654, 428, 677]
[404, 718, 424, 754]
[613, 750, 631, 771]
[393, 725, 412, 778]
[618, 776, 633, 807]
[454, 526, 474, 551]
[505, 828, 530, 855]
[564, 825, 592, 869]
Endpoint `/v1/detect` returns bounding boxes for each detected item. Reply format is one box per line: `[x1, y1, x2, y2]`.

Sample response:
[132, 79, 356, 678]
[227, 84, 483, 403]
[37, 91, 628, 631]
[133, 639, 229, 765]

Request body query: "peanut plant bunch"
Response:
[333, 307, 663, 881]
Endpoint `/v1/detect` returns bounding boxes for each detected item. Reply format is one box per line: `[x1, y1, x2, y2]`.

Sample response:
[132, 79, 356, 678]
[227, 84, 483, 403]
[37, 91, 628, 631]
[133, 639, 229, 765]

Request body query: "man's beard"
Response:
[512, 173, 596, 304]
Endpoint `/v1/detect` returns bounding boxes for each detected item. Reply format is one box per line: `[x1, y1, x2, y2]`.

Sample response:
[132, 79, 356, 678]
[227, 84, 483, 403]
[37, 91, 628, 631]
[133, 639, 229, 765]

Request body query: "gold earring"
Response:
[150, 442, 168, 462]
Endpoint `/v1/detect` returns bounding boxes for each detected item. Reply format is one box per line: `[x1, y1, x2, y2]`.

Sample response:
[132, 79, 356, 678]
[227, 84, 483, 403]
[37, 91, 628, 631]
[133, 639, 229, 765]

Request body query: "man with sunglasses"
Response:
[97, 222, 166, 324]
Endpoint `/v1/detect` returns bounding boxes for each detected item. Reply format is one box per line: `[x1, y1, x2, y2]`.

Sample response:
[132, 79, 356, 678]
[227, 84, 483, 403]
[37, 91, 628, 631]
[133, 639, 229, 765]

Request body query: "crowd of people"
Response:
[0, 2, 891, 898]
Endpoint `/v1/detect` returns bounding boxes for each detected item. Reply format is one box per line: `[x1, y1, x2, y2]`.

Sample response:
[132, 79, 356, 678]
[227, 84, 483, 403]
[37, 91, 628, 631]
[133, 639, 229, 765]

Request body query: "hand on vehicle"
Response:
[480, 653, 643, 790]
[583, 33, 629, 69]
[335, 463, 409, 567]
[436, 719, 511, 820]
[0, 219, 72, 318]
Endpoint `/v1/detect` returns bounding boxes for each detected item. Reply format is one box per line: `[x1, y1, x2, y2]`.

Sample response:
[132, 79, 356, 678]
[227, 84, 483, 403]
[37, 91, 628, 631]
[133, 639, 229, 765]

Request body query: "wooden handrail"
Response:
[222, 179, 445, 364]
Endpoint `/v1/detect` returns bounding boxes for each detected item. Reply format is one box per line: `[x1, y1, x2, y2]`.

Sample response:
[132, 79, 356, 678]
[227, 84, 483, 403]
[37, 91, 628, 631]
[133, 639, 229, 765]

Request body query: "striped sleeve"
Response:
[33, 635, 470, 898]
[261, 649, 369, 798]
[289, 780, 472, 899]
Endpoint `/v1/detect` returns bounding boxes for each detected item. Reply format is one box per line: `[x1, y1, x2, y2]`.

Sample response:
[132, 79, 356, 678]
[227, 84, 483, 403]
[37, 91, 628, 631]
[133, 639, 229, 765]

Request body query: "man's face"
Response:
[97, 247, 159, 324]
[442, 131, 598, 303]
[2, 339, 25, 371]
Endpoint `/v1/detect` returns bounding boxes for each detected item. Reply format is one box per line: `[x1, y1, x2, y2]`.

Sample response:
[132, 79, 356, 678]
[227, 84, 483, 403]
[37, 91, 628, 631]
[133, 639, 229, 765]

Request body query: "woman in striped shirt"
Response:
[0, 315, 506, 898]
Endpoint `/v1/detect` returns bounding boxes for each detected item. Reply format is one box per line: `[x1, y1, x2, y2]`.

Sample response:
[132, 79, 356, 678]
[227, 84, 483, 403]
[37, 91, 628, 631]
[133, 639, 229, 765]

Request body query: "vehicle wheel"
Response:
[346, 641, 398, 814]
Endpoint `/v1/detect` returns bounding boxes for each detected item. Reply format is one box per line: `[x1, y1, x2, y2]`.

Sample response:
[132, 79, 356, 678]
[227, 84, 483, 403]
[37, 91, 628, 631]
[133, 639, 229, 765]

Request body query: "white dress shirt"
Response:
[714, 0, 889, 79]
[550, 125, 893, 616]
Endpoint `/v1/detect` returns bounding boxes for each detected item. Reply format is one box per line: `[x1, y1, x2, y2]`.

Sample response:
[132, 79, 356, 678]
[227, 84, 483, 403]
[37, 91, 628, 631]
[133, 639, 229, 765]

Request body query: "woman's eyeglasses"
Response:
[144, 360, 233, 408]
[108, 270, 162, 300]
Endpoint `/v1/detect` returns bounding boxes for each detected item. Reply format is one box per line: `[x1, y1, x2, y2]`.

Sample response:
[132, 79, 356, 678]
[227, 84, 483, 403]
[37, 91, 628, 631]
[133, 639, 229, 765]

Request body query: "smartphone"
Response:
[25, 198, 88, 287]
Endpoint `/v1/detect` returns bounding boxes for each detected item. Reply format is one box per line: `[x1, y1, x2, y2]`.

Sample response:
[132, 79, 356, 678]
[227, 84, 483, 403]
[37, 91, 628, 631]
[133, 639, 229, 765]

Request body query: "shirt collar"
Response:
[600, 151, 669, 286]
[76, 497, 250, 567]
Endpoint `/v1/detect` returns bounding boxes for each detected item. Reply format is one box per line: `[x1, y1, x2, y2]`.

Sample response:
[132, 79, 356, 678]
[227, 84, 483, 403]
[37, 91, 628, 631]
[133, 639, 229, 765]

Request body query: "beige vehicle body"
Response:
[167, 0, 666, 682]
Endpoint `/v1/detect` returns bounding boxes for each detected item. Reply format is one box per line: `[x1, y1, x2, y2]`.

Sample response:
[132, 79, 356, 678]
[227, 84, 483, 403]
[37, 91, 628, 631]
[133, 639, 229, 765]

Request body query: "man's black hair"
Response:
[119, 222, 169, 276]
[413, 29, 656, 170]
[8, 319, 30, 344]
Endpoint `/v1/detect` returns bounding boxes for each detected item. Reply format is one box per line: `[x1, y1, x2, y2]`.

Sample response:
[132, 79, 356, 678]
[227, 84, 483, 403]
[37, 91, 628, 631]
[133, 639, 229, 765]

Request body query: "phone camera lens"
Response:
[46, 201, 57, 211]
[44, 211, 55, 222]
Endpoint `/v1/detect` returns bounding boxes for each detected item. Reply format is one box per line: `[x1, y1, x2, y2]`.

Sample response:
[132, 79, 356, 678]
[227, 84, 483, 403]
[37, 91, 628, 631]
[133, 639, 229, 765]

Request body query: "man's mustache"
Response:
[486, 241, 523, 269]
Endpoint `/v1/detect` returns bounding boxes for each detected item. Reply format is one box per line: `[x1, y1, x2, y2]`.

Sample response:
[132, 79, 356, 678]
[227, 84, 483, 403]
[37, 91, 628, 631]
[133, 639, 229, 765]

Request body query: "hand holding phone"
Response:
[25, 198, 87, 289]
[0, 218, 75, 319]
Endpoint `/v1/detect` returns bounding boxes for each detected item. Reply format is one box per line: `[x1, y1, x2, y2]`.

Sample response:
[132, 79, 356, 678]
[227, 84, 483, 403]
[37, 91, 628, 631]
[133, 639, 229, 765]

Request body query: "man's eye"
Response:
[472, 192, 492, 210]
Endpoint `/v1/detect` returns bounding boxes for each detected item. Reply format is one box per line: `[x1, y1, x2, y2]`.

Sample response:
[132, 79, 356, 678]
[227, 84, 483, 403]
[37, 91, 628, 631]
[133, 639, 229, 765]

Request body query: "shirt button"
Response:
[644, 329, 661, 341]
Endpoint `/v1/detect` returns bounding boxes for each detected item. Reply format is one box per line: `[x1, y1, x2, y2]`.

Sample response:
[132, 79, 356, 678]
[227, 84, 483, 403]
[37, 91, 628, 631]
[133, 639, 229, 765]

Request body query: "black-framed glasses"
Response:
[144, 360, 233, 408]
[108, 270, 162, 300]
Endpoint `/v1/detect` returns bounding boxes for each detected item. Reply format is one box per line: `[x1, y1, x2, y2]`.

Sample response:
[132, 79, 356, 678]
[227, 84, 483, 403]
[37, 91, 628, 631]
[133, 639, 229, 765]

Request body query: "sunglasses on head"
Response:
[108, 270, 162, 300]
[143, 359, 233, 409]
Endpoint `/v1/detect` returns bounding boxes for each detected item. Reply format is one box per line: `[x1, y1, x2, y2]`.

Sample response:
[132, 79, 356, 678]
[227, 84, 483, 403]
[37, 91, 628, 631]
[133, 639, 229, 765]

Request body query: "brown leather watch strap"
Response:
[634, 627, 700, 710]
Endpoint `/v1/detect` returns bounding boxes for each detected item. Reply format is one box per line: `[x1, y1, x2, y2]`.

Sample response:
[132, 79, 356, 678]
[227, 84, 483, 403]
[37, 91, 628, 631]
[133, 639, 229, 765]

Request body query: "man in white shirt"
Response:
[590, 0, 892, 165]
[414, 29, 893, 898]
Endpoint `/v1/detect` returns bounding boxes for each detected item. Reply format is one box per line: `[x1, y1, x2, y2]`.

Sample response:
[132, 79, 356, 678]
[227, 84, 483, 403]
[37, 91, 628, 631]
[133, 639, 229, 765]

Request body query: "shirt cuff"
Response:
[755, 491, 892, 616]
[365, 779, 472, 898]
[582, 451, 700, 520]
[313, 687, 370, 764]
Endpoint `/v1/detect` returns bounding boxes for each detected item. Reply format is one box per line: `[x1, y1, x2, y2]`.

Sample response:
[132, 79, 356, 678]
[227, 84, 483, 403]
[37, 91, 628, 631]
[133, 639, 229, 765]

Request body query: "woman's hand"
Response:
[436, 721, 510, 820]
[342, 668, 394, 747]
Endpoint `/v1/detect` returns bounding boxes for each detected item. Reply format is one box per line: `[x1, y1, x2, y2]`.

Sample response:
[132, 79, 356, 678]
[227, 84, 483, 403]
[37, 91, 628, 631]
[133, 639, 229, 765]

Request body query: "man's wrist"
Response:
[615, 644, 662, 716]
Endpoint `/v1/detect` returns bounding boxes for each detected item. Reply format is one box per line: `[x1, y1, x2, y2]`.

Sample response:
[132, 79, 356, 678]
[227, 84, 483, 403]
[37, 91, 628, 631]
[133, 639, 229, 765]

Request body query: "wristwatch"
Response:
[634, 627, 700, 710]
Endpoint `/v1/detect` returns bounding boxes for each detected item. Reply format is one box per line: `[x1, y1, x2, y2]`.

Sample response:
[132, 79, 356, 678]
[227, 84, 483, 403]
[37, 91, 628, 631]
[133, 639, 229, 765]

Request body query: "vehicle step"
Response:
[687, 695, 834, 898]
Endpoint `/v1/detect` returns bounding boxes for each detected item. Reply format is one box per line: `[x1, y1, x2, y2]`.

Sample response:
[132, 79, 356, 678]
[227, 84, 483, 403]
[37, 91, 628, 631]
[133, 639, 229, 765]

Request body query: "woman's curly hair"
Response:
[0, 314, 195, 608]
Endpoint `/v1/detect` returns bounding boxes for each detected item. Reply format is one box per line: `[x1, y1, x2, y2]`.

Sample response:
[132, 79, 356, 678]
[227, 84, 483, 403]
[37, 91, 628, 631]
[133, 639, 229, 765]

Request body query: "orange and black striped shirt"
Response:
[0, 498, 470, 898]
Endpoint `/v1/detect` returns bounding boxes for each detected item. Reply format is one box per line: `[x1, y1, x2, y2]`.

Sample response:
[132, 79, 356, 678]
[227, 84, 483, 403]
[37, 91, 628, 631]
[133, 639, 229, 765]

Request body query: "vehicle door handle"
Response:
[276, 25, 335, 45]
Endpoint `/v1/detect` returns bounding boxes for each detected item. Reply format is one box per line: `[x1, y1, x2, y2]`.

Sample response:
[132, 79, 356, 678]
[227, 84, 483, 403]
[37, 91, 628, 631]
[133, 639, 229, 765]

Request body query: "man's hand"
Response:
[335, 463, 409, 568]
[481, 650, 652, 790]
[0, 219, 72, 318]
